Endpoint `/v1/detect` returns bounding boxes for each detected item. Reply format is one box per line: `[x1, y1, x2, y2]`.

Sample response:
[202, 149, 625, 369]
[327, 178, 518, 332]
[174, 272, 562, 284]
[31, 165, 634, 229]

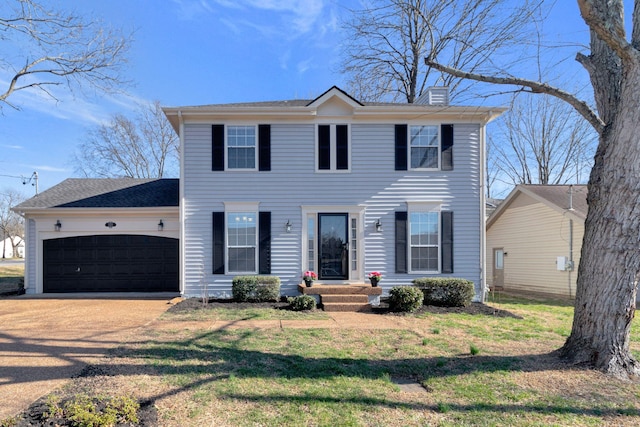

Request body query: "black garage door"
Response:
[43, 235, 179, 293]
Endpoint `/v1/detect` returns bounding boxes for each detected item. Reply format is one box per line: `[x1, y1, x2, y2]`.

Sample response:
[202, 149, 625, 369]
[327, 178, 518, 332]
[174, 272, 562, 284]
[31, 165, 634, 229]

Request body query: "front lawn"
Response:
[6, 295, 640, 426]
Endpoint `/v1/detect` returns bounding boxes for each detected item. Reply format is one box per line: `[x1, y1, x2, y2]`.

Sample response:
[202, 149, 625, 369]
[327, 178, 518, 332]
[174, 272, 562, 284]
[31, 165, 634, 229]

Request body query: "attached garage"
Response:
[43, 235, 178, 293]
[12, 178, 181, 295]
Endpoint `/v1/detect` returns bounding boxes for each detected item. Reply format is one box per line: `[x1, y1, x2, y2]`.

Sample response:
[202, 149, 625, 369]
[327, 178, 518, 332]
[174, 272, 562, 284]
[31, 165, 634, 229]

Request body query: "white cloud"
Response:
[297, 58, 313, 74]
[0, 144, 23, 150]
[24, 165, 70, 173]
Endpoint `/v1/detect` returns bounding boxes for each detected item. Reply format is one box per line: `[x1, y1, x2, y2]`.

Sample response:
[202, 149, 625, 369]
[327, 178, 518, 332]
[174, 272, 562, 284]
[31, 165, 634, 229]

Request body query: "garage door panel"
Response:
[43, 235, 179, 293]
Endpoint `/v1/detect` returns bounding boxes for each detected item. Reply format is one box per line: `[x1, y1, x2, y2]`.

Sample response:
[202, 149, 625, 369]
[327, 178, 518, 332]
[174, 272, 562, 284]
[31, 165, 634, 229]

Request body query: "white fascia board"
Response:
[16, 207, 179, 217]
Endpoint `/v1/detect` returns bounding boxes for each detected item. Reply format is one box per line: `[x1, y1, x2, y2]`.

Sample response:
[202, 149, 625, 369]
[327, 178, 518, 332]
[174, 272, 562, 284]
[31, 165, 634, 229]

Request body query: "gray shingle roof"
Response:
[521, 184, 588, 218]
[13, 178, 179, 209]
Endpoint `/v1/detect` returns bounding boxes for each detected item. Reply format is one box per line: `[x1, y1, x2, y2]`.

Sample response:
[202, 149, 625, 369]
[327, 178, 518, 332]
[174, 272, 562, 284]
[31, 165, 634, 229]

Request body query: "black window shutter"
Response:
[212, 124, 225, 171]
[318, 125, 331, 170]
[395, 124, 408, 171]
[395, 211, 408, 273]
[258, 211, 271, 274]
[212, 212, 225, 274]
[336, 124, 349, 170]
[258, 124, 271, 171]
[441, 211, 454, 273]
[441, 124, 454, 171]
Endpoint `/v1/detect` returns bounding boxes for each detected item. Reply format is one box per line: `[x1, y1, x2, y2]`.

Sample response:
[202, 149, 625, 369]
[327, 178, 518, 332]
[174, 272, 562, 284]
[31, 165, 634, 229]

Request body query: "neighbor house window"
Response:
[227, 126, 256, 169]
[227, 212, 257, 273]
[410, 125, 439, 169]
[409, 210, 439, 272]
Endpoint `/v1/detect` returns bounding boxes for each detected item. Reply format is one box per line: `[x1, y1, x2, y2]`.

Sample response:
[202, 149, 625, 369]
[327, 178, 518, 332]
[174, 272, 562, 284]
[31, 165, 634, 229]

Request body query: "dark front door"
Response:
[318, 213, 348, 280]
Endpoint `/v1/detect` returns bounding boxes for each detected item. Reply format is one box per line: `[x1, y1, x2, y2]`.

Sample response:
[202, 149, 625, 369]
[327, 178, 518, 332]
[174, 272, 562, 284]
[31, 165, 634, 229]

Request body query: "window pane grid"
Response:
[350, 217, 357, 271]
[410, 125, 439, 169]
[227, 212, 257, 273]
[410, 211, 439, 272]
[307, 217, 315, 272]
[228, 126, 256, 169]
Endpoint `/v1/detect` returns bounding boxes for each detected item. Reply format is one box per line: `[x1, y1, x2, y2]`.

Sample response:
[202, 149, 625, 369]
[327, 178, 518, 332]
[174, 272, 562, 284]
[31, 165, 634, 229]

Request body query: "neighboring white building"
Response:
[1, 236, 24, 259]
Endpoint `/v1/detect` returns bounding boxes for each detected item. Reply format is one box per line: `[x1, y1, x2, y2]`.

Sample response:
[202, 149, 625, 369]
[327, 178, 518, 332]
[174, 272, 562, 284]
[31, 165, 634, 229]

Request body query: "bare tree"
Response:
[426, 0, 640, 379]
[74, 101, 179, 179]
[0, 0, 130, 110]
[0, 189, 25, 259]
[491, 93, 596, 187]
[339, 0, 543, 103]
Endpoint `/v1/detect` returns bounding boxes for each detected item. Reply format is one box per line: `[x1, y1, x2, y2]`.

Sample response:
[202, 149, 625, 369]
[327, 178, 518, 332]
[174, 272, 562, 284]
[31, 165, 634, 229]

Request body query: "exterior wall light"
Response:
[158, 219, 164, 231]
[285, 219, 292, 233]
[375, 219, 383, 232]
[54, 220, 62, 232]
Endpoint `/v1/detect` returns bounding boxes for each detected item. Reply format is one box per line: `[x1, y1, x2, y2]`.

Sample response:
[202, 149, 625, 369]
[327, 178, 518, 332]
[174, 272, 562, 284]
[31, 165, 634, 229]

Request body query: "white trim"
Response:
[408, 124, 441, 171]
[223, 204, 259, 275]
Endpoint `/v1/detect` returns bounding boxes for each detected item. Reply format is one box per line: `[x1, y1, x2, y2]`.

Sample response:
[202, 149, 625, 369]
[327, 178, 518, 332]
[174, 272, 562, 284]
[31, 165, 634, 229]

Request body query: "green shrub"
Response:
[44, 393, 139, 427]
[412, 278, 475, 307]
[287, 295, 316, 311]
[388, 286, 424, 313]
[231, 276, 281, 302]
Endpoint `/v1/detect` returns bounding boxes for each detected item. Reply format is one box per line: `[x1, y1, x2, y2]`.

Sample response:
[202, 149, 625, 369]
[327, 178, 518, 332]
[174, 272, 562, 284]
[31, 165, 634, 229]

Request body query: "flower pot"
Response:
[304, 279, 313, 287]
[370, 278, 379, 287]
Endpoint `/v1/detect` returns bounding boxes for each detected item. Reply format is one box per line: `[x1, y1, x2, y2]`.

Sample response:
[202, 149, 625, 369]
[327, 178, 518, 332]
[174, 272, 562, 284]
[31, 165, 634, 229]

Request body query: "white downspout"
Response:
[478, 120, 488, 303]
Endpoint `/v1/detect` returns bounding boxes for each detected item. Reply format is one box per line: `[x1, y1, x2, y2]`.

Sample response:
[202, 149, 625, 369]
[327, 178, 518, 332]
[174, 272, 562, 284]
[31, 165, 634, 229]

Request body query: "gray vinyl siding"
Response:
[182, 122, 483, 297]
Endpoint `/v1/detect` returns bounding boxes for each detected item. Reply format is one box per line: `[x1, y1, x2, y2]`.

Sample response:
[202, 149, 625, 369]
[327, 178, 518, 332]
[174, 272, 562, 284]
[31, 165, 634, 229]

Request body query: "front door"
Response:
[319, 213, 349, 280]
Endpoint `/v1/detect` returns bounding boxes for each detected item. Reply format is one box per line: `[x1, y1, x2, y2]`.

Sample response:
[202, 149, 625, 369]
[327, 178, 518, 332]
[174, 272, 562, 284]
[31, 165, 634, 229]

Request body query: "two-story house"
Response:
[13, 86, 502, 301]
[163, 86, 503, 300]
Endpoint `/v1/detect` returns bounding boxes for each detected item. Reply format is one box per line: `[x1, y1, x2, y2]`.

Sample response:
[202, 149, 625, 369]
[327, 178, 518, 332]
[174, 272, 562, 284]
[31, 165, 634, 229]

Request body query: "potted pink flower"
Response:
[302, 271, 318, 287]
[368, 271, 382, 287]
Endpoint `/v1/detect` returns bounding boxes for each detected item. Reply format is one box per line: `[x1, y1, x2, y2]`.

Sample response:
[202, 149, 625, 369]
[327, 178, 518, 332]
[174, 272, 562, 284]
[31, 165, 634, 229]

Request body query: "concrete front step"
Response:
[321, 294, 369, 303]
[322, 302, 372, 312]
[297, 284, 382, 312]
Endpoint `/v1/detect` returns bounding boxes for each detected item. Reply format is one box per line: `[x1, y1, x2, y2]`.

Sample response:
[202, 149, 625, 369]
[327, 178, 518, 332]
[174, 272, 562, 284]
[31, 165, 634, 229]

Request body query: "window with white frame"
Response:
[409, 210, 439, 272]
[227, 126, 256, 169]
[227, 212, 257, 272]
[410, 125, 439, 169]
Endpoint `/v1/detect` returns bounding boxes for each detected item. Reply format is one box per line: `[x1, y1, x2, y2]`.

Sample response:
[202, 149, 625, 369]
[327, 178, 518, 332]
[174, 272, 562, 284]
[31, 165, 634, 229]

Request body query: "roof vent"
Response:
[415, 87, 449, 106]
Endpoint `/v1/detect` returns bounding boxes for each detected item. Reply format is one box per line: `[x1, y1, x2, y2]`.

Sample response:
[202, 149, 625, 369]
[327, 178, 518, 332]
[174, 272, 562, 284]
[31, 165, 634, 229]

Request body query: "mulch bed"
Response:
[168, 297, 522, 318]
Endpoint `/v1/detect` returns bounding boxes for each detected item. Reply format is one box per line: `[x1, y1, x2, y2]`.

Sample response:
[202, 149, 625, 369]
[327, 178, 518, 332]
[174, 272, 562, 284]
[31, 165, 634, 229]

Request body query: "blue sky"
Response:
[0, 0, 602, 197]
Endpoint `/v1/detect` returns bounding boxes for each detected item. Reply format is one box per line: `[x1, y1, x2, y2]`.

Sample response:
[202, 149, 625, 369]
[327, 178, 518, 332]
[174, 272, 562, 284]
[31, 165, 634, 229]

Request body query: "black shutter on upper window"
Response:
[212, 212, 225, 274]
[258, 211, 271, 274]
[318, 125, 331, 170]
[336, 124, 349, 170]
[212, 124, 225, 171]
[441, 124, 454, 171]
[258, 124, 271, 171]
[441, 211, 454, 274]
[395, 124, 408, 171]
[395, 211, 408, 273]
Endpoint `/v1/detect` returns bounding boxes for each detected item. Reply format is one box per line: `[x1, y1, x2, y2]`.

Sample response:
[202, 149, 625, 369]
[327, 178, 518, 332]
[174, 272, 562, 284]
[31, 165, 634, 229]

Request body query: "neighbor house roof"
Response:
[487, 184, 588, 228]
[12, 178, 179, 211]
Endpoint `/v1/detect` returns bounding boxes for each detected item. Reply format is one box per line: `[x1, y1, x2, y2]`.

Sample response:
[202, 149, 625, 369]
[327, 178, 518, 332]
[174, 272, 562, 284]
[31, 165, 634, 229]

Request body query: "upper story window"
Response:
[212, 124, 271, 172]
[227, 126, 256, 169]
[410, 125, 439, 169]
[395, 124, 454, 171]
[317, 124, 350, 172]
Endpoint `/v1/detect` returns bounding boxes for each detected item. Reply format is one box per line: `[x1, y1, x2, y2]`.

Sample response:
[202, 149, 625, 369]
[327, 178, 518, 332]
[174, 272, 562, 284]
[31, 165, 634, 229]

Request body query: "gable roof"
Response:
[487, 184, 588, 228]
[162, 85, 506, 132]
[12, 178, 179, 211]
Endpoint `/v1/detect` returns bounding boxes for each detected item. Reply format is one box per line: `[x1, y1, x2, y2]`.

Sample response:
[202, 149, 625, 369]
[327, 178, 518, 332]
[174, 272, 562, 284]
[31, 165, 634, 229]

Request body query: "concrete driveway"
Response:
[0, 297, 173, 420]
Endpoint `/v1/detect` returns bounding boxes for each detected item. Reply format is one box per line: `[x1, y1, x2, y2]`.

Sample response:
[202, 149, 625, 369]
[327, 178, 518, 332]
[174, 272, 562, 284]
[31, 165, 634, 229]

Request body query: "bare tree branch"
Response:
[0, 0, 131, 110]
[424, 55, 605, 133]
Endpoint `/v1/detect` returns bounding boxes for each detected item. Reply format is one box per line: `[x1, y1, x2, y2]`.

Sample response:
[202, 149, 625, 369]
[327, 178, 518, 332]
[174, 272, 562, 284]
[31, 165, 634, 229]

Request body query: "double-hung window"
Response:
[410, 125, 439, 169]
[409, 208, 440, 273]
[227, 126, 256, 169]
[227, 212, 257, 273]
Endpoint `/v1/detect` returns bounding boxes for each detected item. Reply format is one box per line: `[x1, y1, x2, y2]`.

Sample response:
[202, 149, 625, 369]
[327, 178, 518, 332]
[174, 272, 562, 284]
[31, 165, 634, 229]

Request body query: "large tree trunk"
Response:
[560, 55, 640, 379]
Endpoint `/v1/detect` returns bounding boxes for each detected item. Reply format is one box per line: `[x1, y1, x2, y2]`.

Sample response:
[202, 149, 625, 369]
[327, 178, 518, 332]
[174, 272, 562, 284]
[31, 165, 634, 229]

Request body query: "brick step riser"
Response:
[321, 295, 369, 303]
[322, 303, 372, 312]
